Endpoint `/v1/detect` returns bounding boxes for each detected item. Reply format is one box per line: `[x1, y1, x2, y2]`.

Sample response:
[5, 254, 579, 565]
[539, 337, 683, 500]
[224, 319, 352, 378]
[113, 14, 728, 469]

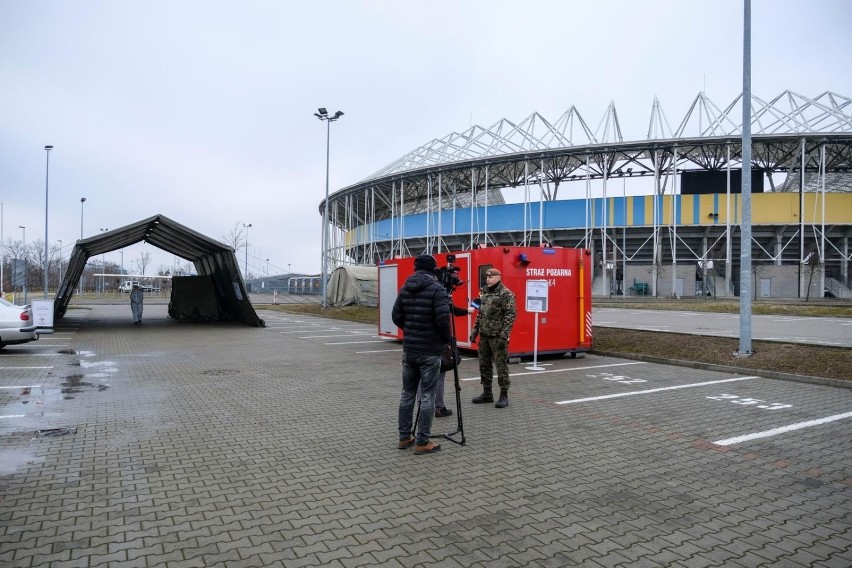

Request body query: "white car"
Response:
[0, 297, 37, 349]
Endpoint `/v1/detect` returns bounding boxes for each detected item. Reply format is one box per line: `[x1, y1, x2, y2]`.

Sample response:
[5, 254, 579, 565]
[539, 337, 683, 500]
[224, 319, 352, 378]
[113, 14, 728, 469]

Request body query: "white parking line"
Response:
[0, 367, 52, 370]
[325, 339, 397, 345]
[299, 333, 373, 339]
[713, 411, 852, 446]
[555, 376, 760, 404]
[0, 386, 42, 389]
[279, 328, 359, 334]
[356, 349, 402, 353]
[461, 361, 646, 381]
[0, 415, 25, 419]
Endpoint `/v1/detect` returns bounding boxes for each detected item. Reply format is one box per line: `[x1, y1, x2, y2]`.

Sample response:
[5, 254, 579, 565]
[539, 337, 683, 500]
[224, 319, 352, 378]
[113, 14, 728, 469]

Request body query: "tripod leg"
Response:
[445, 338, 466, 445]
[411, 399, 421, 438]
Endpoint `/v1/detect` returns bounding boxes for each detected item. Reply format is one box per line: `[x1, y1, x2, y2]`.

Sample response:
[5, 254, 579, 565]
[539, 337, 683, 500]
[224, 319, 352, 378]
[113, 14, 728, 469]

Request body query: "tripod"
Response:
[411, 314, 466, 445]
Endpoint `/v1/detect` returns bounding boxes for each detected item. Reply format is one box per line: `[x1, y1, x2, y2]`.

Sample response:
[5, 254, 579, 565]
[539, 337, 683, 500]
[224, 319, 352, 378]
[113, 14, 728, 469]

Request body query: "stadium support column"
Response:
[820, 144, 826, 298]
[653, 150, 659, 296]
[799, 138, 806, 298]
[470, 167, 475, 249]
[437, 175, 442, 253]
[484, 165, 489, 247]
[671, 146, 678, 298]
[601, 165, 608, 296]
[523, 162, 529, 247]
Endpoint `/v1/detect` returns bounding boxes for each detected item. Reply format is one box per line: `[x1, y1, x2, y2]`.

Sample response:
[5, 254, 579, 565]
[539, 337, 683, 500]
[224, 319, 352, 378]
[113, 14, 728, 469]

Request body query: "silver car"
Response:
[0, 297, 38, 349]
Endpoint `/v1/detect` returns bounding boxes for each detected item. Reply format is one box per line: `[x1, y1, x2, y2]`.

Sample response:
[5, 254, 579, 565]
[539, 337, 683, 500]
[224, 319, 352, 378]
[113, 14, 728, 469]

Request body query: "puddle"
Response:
[59, 373, 109, 399]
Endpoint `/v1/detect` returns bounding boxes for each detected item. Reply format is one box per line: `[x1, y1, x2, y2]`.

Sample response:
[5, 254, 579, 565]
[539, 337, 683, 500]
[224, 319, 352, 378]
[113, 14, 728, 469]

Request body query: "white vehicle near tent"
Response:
[327, 266, 378, 307]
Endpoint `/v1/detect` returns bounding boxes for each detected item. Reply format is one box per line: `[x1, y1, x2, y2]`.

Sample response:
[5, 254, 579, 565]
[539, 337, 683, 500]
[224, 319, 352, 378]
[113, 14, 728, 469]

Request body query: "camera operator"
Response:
[469, 268, 517, 408]
[391, 254, 451, 455]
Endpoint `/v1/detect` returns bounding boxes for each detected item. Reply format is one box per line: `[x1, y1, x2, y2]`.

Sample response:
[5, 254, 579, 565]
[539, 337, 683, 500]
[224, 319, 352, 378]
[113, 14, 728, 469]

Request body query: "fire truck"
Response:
[378, 246, 592, 357]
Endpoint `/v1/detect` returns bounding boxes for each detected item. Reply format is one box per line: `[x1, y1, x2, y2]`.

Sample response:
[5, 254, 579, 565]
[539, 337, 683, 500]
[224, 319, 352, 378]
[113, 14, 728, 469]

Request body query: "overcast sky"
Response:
[2, 0, 850, 277]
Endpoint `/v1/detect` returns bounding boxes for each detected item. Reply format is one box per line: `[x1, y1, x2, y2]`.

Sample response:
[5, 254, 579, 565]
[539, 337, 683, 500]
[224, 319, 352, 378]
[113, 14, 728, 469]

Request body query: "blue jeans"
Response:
[398, 350, 441, 445]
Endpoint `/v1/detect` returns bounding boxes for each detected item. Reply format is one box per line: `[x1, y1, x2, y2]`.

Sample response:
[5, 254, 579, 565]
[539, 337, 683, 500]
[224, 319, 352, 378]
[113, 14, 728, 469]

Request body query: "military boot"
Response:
[495, 389, 509, 408]
[472, 388, 494, 404]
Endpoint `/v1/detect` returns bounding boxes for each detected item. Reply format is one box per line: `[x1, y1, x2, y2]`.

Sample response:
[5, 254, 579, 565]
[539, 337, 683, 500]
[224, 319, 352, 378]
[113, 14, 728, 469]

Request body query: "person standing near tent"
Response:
[130, 284, 144, 324]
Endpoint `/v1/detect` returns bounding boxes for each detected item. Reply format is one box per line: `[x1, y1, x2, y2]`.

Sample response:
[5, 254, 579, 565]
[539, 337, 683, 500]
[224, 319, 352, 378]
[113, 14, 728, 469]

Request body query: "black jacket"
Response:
[391, 270, 452, 355]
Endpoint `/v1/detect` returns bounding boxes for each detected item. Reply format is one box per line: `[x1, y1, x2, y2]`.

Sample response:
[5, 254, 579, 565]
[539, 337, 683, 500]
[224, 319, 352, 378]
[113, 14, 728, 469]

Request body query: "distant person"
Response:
[273, 289, 279, 305]
[130, 284, 144, 324]
[391, 254, 451, 455]
[469, 268, 516, 408]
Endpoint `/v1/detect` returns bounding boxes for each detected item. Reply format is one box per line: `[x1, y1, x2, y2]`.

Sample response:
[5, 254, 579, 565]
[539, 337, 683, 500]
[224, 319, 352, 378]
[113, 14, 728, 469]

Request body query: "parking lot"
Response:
[1, 304, 851, 567]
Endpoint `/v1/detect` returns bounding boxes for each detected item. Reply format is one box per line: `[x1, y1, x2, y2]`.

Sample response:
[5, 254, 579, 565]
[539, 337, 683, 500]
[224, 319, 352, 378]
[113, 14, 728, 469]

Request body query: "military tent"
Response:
[327, 265, 378, 306]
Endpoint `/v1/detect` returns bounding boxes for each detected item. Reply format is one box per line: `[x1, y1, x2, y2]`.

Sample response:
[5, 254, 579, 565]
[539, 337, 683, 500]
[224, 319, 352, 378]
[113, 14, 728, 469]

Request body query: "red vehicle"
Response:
[378, 246, 592, 357]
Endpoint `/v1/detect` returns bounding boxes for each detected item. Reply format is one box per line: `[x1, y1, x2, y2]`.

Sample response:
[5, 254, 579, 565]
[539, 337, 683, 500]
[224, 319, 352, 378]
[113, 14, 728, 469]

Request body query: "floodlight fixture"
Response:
[317, 107, 328, 116]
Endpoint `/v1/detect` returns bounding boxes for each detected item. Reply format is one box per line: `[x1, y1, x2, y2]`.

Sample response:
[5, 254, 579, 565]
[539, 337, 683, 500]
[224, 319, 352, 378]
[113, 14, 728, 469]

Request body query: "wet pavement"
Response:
[1, 304, 851, 567]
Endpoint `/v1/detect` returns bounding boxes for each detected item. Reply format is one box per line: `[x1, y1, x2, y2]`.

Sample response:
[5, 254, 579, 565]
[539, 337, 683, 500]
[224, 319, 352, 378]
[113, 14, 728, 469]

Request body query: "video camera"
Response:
[436, 254, 464, 293]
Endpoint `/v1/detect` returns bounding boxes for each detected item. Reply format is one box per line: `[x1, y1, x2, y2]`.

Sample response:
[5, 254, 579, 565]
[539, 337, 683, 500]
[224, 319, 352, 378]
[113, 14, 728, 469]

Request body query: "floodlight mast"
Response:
[44, 145, 53, 299]
[315, 107, 344, 308]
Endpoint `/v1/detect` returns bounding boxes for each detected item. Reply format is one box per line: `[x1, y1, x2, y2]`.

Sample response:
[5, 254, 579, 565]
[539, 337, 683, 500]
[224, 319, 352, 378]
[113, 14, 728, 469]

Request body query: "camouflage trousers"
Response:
[478, 335, 510, 391]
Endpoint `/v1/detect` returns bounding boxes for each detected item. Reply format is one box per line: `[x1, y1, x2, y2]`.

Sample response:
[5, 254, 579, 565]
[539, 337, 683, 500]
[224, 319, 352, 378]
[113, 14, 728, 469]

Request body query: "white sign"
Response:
[525, 279, 549, 313]
[31, 299, 54, 329]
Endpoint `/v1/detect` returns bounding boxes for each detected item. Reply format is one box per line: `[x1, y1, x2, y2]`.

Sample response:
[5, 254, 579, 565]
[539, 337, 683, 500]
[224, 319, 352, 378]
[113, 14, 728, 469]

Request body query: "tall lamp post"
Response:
[58, 239, 63, 289]
[314, 107, 344, 308]
[78, 197, 86, 295]
[80, 197, 86, 239]
[19, 225, 27, 304]
[43, 145, 53, 298]
[99, 228, 108, 293]
[242, 223, 252, 280]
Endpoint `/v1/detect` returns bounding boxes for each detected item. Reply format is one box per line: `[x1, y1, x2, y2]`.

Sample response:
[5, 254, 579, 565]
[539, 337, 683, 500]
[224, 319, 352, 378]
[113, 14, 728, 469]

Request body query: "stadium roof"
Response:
[361, 90, 852, 182]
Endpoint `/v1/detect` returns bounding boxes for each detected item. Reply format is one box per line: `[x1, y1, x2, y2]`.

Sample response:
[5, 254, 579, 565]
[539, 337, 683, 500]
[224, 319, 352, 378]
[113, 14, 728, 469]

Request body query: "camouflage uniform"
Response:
[471, 281, 516, 390]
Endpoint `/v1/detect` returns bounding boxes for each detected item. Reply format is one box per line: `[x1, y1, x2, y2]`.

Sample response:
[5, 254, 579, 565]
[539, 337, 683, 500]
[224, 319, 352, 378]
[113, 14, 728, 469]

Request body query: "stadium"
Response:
[320, 91, 852, 299]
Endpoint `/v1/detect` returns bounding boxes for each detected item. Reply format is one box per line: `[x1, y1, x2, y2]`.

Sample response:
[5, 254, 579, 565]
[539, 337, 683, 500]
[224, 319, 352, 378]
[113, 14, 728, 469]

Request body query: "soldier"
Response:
[469, 268, 517, 408]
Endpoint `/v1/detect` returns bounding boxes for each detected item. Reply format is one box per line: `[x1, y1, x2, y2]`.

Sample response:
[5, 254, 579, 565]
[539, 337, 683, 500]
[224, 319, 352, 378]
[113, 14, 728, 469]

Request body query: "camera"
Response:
[436, 255, 464, 293]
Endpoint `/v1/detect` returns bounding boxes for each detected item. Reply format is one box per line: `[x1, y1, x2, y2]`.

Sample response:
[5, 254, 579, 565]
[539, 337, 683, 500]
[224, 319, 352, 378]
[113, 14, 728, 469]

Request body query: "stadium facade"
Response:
[320, 91, 852, 299]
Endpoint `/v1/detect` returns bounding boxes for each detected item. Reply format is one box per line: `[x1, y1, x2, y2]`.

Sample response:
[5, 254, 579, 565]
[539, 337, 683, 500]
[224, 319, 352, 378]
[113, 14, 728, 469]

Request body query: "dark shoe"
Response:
[472, 390, 494, 404]
[435, 407, 453, 417]
[495, 389, 509, 408]
[397, 436, 415, 450]
[414, 441, 441, 455]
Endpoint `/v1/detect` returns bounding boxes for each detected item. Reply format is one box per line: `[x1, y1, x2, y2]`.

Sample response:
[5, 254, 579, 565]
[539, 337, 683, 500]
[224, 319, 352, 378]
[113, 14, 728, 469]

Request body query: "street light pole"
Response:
[19, 225, 27, 304]
[80, 197, 86, 239]
[266, 258, 269, 277]
[314, 107, 344, 308]
[99, 228, 108, 293]
[43, 145, 53, 298]
[242, 223, 252, 280]
[58, 239, 63, 289]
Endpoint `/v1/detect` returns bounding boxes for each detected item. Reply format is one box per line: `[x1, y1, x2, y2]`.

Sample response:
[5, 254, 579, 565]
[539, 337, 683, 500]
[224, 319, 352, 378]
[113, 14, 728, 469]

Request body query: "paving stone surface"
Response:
[1, 304, 850, 567]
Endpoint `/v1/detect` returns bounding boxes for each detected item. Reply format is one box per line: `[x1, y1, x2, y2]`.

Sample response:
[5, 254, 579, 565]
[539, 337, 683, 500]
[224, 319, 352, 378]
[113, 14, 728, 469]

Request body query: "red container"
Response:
[378, 246, 592, 357]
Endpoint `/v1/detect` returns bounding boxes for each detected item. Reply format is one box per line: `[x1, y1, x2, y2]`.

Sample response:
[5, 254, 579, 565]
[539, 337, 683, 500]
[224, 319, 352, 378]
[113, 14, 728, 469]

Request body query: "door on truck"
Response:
[378, 264, 399, 336]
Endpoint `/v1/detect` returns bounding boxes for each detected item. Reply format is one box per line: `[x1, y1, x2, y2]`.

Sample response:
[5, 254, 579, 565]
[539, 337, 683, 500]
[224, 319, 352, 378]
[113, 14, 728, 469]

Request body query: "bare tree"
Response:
[136, 252, 151, 275]
[221, 222, 248, 255]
